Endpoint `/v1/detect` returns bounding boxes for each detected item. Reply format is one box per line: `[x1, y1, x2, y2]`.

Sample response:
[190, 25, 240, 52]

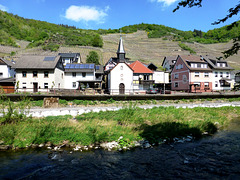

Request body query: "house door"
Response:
[119, 83, 125, 94]
[33, 82, 38, 92]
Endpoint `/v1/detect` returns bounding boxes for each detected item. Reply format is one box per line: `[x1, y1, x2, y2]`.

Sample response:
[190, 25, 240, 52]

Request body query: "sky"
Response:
[0, 0, 239, 32]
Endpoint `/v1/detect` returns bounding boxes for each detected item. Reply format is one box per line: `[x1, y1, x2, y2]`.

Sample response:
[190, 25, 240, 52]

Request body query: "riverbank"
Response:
[1, 104, 240, 151]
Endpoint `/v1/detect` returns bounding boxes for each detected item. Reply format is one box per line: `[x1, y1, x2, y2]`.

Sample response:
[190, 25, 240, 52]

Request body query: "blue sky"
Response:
[0, 0, 239, 32]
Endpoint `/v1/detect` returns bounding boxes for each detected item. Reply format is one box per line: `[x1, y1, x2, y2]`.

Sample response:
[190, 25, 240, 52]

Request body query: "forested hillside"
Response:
[0, 10, 103, 51]
[113, 23, 240, 44]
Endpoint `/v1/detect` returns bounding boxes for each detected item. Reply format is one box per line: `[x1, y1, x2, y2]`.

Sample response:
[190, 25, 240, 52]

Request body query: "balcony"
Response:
[139, 79, 155, 85]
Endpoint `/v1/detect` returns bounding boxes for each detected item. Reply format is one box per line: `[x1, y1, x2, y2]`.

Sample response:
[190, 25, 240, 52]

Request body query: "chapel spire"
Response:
[117, 35, 126, 62]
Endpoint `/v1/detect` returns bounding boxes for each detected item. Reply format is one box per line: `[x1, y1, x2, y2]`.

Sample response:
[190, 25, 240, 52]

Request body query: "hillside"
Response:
[1, 31, 239, 69]
[0, 10, 239, 69]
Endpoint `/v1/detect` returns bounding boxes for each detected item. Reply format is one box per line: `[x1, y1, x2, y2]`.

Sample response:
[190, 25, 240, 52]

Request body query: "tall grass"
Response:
[0, 106, 239, 148]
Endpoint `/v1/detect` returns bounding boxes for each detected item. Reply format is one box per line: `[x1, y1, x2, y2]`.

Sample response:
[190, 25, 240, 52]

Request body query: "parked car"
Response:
[146, 88, 158, 94]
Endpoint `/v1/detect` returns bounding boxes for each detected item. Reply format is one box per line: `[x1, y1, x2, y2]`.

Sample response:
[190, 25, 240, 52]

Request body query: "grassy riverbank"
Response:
[1, 105, 240, 149]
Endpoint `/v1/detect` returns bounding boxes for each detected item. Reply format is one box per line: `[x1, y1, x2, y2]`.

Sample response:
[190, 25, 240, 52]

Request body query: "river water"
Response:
[1, 119, 240, 180]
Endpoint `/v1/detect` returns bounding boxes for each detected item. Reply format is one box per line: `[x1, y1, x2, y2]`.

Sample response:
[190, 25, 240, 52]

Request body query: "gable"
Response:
[129, 60, 152, 74]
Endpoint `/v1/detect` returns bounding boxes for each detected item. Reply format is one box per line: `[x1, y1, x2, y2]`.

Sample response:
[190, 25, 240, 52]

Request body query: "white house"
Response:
[202, 55, 234, 91]
[129, 60, 154, 92]
[108, 62, 133, 95]
[13, 55, 64, 92]
[58, 53, 81, 66]
[0, 58, 15, 78]
[64, 63, 103, 90]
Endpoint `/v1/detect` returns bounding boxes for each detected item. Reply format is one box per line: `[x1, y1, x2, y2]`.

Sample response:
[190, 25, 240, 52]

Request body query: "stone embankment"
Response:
[28, 101, 240, 118]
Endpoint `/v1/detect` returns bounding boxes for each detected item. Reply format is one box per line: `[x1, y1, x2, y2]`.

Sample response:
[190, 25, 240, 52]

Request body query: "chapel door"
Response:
[119, 83, 125, 94]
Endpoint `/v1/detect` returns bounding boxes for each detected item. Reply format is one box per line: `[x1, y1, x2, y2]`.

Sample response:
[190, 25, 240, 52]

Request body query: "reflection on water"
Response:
[1, 118, 240, 179]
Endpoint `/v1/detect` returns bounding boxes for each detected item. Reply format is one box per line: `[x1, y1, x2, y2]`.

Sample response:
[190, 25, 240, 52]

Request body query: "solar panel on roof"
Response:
[85, 64, 89, 68]
[89, 64, 94, 69]
[96, 65, 100, 70]
[70, 64, 75, 69]
[80, 64, 84, 69]
[75, 64, 80, 68]
[44, 56, 55, 61]
[65, 64, 70, 68]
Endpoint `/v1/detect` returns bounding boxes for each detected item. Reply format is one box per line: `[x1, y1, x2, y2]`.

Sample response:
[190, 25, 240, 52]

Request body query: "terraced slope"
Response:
[0, 31, 239, 69]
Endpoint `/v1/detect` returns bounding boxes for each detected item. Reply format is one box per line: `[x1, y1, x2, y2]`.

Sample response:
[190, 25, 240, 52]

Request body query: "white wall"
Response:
[212, 70, 232, 90]
[108, 63, 133, 95]
[16, 68, 64, 92]
[64, 72, 95, 89]
[153, 72, 169, 84]
[0, 65, 15, 78]
[54, 68, 65, 89]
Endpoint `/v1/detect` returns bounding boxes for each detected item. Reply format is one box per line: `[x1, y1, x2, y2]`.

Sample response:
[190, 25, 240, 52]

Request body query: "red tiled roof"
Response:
[129, 60, 153, 73]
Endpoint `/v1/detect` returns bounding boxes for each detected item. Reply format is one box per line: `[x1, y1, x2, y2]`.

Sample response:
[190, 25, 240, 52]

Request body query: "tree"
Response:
[173, 0, 240, 58]
[86, 51, 100, 65]
[92, 34, 103, 48]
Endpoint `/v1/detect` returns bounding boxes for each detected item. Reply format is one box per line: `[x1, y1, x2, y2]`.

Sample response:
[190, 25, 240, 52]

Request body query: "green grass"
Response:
[1, 105, 239, 148]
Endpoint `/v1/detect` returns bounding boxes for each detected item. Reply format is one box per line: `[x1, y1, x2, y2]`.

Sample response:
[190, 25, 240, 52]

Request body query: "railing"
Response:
[2, 88, 240, 96]
[139, 80, 155, 85]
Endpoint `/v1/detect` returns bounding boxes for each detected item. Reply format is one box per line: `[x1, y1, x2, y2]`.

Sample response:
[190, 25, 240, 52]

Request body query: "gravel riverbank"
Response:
[28, 101, 240, 117]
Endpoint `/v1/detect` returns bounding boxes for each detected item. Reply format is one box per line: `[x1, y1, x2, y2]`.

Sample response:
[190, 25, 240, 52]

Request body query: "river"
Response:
[1, 118, 240, 180]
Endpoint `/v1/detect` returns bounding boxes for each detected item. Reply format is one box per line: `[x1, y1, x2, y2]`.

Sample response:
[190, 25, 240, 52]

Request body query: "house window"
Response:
[204, 72, 209, 77]
[133, 80, 139, 85]
[82, 72, 86, 77]
[72, 72, 76, 77]
[0, 72, 3, 77]
[215, 72, 218, 77]
[22, 82, 26, 89]
[174, 82, 179, 87]
[44, 71, 49, 78]
[194, 82, 200, 87]
[220, 72, 223, 77]
[226, 72, 229, 78]
[174, 74, 179, 79]
[22, 71, 27, 77]
[215, 81, 218, 87]
[204, 82, 209, 87]
[72, 82, 76, 88]
[197, 64, 201, 68]
[33, 71, 38, 77]
[44, 83, 48, 89]
[144, 75, 149, 80]
[120, 66, 123, 70]
[195, 72, 200, 77]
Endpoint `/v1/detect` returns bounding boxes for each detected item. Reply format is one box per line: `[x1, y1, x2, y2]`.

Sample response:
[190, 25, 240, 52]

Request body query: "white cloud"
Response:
[64, 5, 109, 24]
[0, 4, 8, 11]
[150, 0, 179, 6]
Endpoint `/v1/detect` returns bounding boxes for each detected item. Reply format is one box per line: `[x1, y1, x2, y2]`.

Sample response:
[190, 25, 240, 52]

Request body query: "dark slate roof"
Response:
[0, 58, 14, 67]
[201, 55, 234, 70]
[58, 53, 80, 58]
[162, 56, 178, 66]
[13, 55, 61, 69]
[178, 55, 212, 72]
[0, 77, 15, 83]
